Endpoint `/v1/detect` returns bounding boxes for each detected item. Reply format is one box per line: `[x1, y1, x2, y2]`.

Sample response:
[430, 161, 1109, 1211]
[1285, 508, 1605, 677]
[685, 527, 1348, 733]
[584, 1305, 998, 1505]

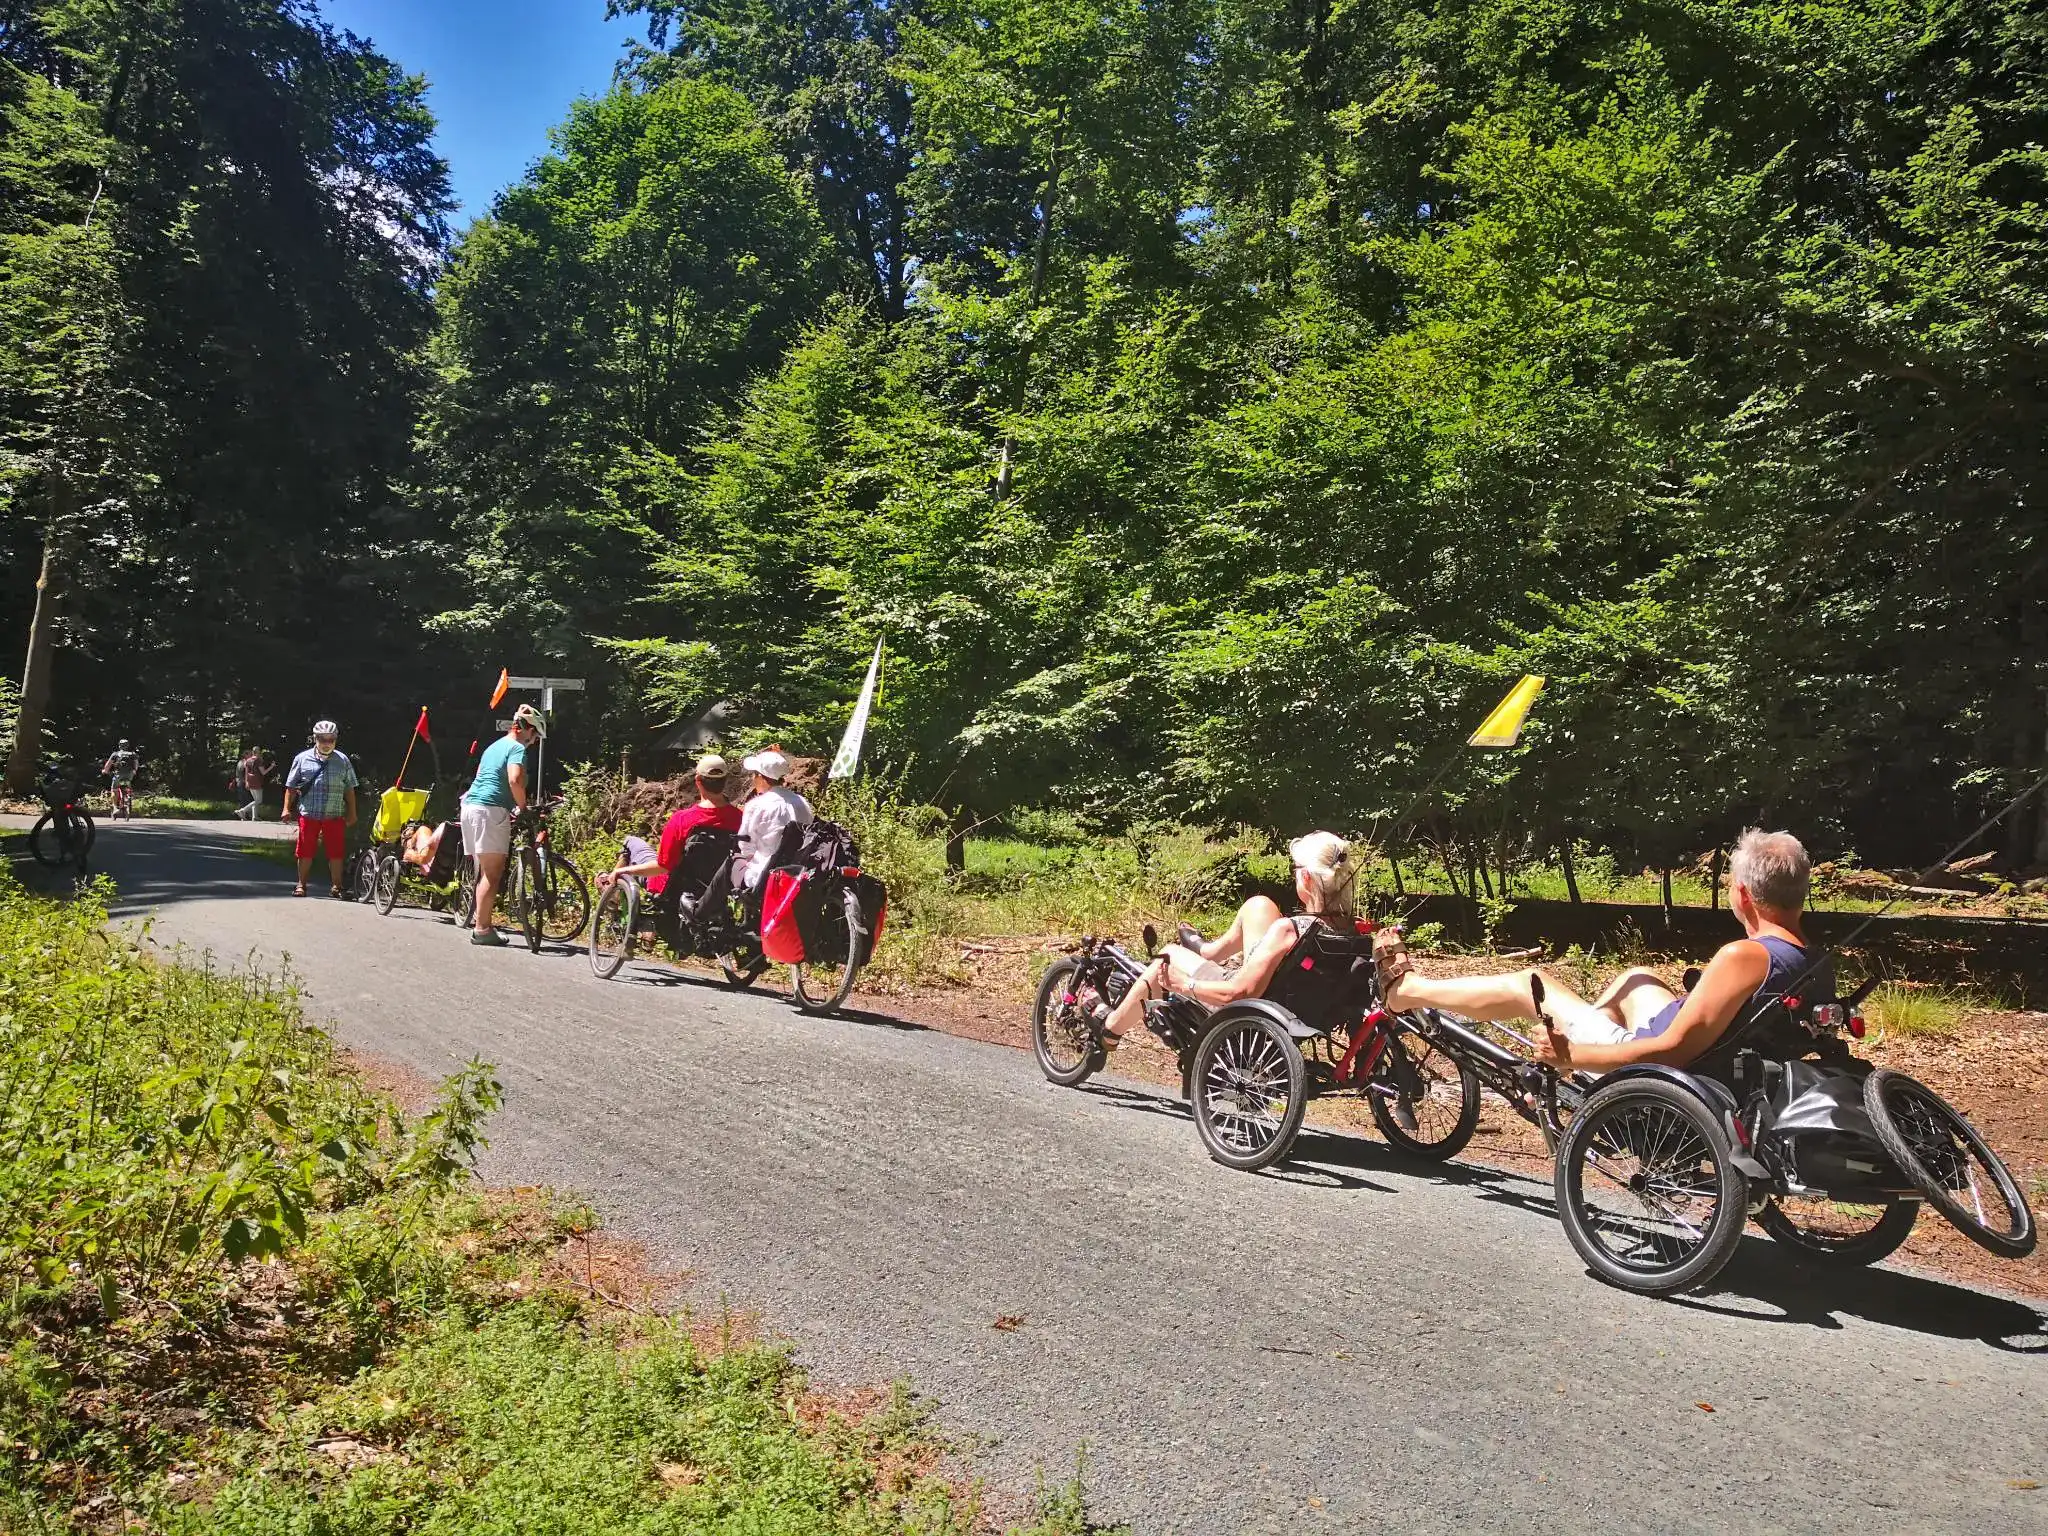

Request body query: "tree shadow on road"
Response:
[1078, 1081, 2048, 1352]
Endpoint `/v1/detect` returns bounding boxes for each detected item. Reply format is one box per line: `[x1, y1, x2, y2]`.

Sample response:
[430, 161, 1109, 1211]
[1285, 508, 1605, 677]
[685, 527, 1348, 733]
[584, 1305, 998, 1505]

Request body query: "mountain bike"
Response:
[507, 797, 590, 951]
[29, 769, 96, 874]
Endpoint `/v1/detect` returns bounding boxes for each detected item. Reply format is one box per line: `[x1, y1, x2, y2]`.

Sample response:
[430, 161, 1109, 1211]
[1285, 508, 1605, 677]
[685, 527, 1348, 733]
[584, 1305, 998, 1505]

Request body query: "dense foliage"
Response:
[7, 0, 2048, 871]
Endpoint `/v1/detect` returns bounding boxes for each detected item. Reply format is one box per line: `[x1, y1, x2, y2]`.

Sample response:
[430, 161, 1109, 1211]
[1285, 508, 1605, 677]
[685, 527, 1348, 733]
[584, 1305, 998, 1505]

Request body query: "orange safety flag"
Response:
[414, 706, 431, 742]
[489, 669, 509, 708]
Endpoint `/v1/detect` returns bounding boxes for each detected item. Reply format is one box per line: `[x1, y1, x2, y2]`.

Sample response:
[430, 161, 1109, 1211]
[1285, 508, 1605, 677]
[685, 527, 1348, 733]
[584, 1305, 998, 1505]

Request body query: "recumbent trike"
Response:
[588, 821, 887, 1015]
[1035, 928, 2037, 1296]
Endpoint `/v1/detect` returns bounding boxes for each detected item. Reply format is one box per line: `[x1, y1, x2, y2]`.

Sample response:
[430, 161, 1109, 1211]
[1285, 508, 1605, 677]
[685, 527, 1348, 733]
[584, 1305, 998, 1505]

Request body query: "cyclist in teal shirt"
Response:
[460, 704, 542, 945]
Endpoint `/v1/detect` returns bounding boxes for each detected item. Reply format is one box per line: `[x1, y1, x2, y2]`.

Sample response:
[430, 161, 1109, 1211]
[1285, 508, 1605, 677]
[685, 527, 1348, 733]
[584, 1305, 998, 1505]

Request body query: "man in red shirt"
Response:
[599, 754, 741, 900]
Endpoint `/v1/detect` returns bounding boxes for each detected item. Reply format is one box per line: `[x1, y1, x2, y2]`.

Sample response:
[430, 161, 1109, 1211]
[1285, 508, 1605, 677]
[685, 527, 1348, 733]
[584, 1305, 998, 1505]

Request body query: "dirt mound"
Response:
[581, 756, 830, 836]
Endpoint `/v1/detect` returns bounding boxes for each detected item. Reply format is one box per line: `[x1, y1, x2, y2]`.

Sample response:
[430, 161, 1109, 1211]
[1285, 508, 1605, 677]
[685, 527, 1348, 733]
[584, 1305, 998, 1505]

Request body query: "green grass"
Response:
[159, 1304, 1106, 1536]
[0, 862, 1118, 1535]
[1864, 982, 1988, 1039]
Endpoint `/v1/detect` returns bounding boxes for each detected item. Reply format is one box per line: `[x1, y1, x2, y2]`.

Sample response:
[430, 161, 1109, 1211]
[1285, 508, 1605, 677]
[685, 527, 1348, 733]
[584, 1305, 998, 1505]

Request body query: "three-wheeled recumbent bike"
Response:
[1034, 929, 2037, 1296]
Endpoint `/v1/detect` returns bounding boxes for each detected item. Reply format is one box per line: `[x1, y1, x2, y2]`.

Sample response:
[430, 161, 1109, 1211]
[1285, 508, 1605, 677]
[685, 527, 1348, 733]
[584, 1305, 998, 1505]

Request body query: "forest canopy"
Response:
[4, 0, 2046, 872]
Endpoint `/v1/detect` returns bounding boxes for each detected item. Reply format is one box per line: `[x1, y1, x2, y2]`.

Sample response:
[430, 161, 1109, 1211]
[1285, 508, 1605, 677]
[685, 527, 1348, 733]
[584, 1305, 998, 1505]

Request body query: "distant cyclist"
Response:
[101, 740, 140, 820]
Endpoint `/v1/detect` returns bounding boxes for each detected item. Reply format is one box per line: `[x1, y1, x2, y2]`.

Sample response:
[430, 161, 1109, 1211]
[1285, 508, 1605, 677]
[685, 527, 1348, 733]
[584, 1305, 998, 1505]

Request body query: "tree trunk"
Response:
[1389, 855, 1405, 897]
[945, 805, 971, 874]
[5, 496, 71, 795]
[1560, 838, 1582, 904]
[1709, 846, 1723, 910]
[1660, 866, 1675, 919]
[1474, 851, 1493, 899]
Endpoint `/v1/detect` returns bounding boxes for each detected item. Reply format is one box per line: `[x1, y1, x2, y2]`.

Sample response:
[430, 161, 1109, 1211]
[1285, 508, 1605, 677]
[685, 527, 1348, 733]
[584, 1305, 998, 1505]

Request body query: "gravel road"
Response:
[26, 817, 2048, 1533]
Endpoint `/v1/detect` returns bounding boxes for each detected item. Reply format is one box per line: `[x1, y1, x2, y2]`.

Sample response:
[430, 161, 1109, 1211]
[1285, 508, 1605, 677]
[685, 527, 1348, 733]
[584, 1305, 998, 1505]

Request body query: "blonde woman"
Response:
[1099, 831, 1358, 1046]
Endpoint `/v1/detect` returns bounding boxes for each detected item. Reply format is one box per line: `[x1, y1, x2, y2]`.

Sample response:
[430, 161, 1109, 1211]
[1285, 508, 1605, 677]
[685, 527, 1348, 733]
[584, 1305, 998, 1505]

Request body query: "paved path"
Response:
[16, 818, 2048, 1533]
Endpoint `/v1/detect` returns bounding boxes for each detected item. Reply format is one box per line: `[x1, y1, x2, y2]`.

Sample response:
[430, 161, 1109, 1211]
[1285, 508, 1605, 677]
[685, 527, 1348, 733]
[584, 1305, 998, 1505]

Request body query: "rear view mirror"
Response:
[1142, 923, 1159, 956]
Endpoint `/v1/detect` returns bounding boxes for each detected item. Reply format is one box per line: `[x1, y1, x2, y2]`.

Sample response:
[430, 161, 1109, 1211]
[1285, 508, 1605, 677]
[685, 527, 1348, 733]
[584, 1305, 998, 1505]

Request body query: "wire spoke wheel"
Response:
[535, 854, 589, 942]
[1032, 956, 1104, 1087]
[1556, 1078, 1748, 1295]
[1757, 1194, 1917, 1265]
[791, 887, 863, 1015]
[1368, 1021, 1481, 1160]
[511, 852, 541, 951]
[590, 879, 636, 979]
[456, 859, 478, 929]
[1190, 1013, 1308, 1171]
[1863, 1068, 2035, 1258]
[373, 853, 402, 915]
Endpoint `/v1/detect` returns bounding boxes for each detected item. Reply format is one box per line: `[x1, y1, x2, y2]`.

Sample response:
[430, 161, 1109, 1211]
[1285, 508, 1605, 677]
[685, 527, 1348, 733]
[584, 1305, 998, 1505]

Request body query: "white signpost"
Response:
[501, 675, 585, 795]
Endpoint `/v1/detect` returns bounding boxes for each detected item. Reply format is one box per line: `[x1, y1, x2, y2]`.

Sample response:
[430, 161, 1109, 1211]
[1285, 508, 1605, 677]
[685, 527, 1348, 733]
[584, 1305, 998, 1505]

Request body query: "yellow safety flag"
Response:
[489, 668, 509, 708]
[1467, 675, 1547, 748]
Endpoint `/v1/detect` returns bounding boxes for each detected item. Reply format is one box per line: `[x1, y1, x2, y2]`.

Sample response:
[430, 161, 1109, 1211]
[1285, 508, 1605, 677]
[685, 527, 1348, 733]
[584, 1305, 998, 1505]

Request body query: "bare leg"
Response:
[1386, 967, 1631, 1045]
[473, 851, 508, 933]
[1592, 968, 1681, 1034]
[1102, 944, 1219, 1041]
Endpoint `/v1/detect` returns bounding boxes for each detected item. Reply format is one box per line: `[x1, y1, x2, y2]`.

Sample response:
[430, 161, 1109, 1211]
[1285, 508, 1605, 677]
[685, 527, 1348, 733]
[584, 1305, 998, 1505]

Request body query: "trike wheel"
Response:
[456, 859, 478, 929]
[1555, 1076, 1749, 1295]
[1367, 1019, 1481, 1160]
[1863, 1069, 2035, 1259]
[1756, 1194, 1917, 1266]
[791, 886, 863, 1015]
[1190, 1012, 1307, 1172]
[1032, 957, 1105, 1087]
[373, 853, 402, 915]
[590, 879, 637, 979]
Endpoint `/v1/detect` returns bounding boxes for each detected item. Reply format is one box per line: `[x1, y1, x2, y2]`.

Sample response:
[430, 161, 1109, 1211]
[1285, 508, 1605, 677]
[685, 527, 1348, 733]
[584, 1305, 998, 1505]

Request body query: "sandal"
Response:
[293, 885, 308, 898]
[330, 885, 344, 899]
[1372, 925, 1414, 991]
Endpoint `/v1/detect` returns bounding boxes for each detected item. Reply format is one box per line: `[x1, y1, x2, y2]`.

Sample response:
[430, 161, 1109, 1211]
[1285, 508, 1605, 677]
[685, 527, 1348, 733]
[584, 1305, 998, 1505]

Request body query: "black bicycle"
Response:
[29, 769, 96, 874]
[507, 797, 590, 951]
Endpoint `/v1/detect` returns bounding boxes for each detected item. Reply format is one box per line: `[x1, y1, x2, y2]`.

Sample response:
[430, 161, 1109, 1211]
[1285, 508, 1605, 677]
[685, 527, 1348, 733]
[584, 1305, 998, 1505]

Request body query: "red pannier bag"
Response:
[759, 869, 810, 964]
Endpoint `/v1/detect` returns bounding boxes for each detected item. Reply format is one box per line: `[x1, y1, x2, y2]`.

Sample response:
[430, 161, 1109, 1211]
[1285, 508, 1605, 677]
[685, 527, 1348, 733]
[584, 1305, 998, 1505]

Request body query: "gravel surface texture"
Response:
[19, 817, 2048, 1534]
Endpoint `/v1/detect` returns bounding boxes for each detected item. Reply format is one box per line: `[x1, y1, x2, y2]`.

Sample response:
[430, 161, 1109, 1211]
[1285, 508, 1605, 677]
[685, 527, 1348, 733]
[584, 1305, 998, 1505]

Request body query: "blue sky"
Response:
[322, 0, 642, 221]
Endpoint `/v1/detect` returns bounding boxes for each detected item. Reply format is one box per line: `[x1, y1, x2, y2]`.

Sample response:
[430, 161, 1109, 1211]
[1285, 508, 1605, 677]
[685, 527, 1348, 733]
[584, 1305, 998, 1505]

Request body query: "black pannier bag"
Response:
[1763, 1059, 1900, 1192]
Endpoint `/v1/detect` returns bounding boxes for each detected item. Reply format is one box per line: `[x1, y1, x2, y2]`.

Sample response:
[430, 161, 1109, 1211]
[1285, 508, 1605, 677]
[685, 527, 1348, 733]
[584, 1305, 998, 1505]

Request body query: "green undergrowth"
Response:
[1864, 981, 1988, 1039]
[0, 866, 1117, 1534]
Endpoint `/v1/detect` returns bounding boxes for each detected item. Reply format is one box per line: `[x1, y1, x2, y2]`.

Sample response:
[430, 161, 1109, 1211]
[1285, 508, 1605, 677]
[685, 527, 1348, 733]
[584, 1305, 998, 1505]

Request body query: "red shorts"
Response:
[295, 817, 347, 861]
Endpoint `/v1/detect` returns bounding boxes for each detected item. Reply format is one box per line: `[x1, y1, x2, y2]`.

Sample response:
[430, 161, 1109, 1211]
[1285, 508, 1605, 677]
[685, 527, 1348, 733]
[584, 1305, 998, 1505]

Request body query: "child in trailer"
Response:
[1376, 829, 1829, 1076]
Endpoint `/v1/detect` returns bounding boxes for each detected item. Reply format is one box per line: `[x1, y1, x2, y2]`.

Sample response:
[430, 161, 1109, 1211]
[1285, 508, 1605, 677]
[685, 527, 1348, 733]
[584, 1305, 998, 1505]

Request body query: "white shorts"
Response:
[460, 801, 511, 858]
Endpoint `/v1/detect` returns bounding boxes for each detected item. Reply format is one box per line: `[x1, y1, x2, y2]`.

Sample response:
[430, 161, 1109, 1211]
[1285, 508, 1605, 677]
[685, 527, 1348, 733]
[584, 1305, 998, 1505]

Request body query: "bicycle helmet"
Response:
[312, 719, 339, 738]
[512, 703, 547, 739]
[117, 739, 130, 750]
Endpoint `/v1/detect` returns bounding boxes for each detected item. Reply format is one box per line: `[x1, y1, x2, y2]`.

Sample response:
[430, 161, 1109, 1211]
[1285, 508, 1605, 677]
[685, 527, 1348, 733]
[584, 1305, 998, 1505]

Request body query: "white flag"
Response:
[828, 639, 884, 781]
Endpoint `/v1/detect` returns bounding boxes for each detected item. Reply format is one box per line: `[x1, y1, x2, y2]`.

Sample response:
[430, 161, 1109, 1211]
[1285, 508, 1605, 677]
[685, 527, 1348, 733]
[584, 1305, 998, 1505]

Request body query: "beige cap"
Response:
[694, 753, 728, 782]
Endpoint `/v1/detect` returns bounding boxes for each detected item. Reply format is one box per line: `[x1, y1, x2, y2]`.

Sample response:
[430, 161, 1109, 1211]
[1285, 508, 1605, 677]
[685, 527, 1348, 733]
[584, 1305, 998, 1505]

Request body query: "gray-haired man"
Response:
[1380, 829, 1827, 1075]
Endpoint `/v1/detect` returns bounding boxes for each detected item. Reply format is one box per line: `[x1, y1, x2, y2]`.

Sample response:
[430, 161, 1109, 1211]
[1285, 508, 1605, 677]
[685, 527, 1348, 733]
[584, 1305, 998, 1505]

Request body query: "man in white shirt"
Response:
[735, 748, 813, 891]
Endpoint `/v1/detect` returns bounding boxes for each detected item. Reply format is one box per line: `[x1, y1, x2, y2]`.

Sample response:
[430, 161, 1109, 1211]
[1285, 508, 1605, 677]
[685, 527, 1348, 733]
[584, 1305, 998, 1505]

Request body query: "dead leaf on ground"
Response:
[993, 1314, 1025, 1332]
[2010, 1480, 2041, 1491]
[657, 1461, 702, 1489]
[1696, 1402, 1716, 1413]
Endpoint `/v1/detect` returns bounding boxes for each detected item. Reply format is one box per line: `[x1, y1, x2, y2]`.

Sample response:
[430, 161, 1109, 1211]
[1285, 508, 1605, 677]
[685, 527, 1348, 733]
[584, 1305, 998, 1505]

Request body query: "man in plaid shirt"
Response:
[282, 719, 359, 897]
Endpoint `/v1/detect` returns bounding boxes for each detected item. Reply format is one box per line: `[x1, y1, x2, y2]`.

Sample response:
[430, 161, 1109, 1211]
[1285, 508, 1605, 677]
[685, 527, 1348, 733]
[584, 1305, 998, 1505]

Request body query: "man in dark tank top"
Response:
[1380, 830, 1823, 1075]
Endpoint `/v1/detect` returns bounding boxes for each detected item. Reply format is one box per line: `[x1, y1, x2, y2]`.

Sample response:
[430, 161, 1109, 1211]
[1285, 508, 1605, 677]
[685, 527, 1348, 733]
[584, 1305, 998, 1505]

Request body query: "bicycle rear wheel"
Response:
[791, 886, 864, 1015]
[373, 853, 402, 915]
[538, 853, 590, 942]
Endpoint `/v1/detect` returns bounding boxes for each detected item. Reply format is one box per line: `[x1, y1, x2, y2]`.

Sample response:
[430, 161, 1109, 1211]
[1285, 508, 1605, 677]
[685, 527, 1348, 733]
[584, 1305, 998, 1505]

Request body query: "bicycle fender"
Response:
[1590, 1066, 1764, 1172]
[1206, 997, 1322, 1044]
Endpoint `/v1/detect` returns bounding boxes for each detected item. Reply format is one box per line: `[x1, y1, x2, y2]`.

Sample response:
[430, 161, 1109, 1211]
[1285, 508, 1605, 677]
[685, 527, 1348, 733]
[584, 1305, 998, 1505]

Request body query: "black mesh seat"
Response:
[1259, 920, 1379, 1029]
[650, 824, 740, 918]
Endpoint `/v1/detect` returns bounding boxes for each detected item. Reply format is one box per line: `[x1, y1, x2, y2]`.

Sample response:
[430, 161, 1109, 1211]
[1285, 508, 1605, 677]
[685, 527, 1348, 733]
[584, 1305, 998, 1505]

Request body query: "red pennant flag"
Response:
[414, 706, 431, 742]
